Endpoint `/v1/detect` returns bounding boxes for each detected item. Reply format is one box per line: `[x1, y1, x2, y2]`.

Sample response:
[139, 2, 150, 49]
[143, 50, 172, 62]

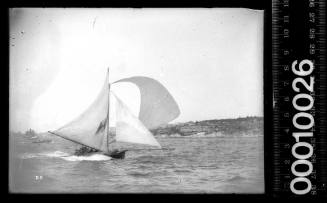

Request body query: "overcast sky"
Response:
[9, 8, 263, 133]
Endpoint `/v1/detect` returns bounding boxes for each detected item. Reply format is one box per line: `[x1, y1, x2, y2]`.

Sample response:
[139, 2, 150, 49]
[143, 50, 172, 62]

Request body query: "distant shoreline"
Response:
[11, 116, 263, 138]
[150, 116, 263, 137]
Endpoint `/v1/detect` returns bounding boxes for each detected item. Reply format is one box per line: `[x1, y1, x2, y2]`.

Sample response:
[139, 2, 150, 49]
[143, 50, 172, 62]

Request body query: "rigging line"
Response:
[107, 68, 111, 153]
[48, 131, 103, 152]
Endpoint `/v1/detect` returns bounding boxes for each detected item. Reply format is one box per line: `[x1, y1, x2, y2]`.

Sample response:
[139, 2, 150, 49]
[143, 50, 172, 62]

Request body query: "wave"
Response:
[20, 151, 111, 161]
[42, 151, 70, 157]
[20, 151, 69, 159]
[174, 169, 193, 173]
[60, 154, 111, 162]
[226, 175, 246, 182]
[128, 170, 168, 177]
[135, 155, 167, 165]
[20, 153, 40, 159]
[128, 171, 151, 177]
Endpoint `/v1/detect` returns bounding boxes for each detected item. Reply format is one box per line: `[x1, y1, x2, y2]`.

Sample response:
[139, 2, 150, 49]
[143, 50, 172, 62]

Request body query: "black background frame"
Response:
[3, 0, 325, 201]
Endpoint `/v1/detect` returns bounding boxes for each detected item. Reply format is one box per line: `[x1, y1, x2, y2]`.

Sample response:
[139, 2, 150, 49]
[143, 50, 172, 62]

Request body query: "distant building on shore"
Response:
[25, 128, 36, 136]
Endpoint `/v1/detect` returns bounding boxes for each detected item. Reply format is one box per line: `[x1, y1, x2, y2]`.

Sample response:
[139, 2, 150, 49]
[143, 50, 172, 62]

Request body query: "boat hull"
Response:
[73, 150, 127, 159]
[105, 150, 128, 159]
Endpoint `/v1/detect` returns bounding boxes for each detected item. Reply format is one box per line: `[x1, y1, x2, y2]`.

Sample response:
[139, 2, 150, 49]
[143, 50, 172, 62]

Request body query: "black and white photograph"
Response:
[9, 8, 264, 193]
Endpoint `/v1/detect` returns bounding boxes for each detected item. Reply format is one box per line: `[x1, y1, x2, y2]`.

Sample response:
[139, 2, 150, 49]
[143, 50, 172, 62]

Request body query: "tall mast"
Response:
[107, 68, 111, 153]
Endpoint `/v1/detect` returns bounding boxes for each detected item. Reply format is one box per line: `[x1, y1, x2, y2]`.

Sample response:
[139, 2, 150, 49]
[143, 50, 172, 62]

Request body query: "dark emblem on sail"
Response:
[95, 118, 107, 134]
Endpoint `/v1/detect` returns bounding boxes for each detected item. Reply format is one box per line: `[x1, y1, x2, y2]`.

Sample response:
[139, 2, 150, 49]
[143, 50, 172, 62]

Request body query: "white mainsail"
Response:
[50, 71, 110, 152]
[112, 92, 161, 148]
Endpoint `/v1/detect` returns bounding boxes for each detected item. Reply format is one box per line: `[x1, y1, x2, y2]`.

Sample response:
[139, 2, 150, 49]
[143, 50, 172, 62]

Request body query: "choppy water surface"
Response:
[9, 133, 264, 193]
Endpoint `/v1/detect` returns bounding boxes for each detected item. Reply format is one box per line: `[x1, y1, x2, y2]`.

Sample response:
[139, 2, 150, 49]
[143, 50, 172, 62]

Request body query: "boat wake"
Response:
[43, 151, 70, 157]
[21, 151, 111, 161]
[20, 151, 68, 159]
[60, 154, 111, 161]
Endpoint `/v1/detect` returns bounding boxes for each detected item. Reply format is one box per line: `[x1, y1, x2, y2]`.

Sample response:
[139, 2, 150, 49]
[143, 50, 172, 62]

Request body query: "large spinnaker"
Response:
[113, 92, 161, 148]
[113, 76, 180, 129]
[50, 72, 110, 152]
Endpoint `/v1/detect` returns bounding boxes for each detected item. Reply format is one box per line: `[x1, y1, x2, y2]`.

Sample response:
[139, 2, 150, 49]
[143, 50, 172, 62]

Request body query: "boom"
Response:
[48, 131, 102, 152]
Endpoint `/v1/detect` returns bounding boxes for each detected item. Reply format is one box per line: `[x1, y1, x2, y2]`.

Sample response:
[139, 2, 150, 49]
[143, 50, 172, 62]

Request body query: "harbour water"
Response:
[9, 132, 264, 193]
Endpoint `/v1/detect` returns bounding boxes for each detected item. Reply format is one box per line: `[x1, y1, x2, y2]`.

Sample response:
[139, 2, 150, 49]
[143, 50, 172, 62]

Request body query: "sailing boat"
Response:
[48, 68, 180, 159]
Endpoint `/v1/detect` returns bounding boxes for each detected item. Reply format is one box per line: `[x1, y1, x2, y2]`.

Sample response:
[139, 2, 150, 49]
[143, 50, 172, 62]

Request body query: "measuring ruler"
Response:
[272, 0, 326, 197]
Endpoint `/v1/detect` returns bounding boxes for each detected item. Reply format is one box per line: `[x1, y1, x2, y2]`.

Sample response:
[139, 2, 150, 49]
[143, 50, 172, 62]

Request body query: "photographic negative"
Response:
[9, 8, 264, 193]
